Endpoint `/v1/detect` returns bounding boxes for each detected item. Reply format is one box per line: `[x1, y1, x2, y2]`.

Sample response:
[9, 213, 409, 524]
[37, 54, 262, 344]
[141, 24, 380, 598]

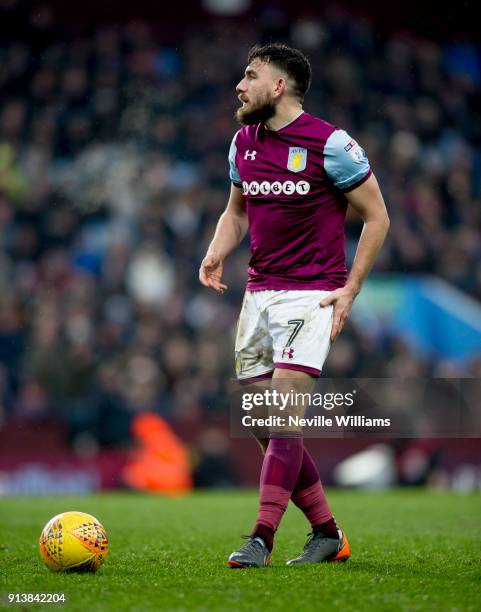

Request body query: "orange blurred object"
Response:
[122, 412, 192, 495]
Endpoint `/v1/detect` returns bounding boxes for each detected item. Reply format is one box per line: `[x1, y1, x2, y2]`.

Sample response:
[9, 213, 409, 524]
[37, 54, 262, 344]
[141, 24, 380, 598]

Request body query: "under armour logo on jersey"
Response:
[244, 150, 257, 161]
[282, 347, 295, 359]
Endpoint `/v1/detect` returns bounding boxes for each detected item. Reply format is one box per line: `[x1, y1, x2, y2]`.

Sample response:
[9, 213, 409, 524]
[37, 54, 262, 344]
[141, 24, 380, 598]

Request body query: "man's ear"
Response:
[274, 77, 287, 98]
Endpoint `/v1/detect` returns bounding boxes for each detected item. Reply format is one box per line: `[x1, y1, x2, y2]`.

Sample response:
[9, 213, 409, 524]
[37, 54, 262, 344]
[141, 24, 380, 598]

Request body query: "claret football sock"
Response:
[313, 517, 340, 539]
[252, 436, 304, 552]
[291, 447, 335, 532]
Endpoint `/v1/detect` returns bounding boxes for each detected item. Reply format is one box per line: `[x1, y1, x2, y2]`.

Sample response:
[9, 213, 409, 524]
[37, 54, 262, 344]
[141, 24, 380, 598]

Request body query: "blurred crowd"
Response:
[1, 1, 481, 450]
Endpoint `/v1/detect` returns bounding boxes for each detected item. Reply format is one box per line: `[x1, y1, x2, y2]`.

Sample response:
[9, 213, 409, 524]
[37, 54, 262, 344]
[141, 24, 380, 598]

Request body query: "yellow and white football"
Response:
[39, 511, 108, 572]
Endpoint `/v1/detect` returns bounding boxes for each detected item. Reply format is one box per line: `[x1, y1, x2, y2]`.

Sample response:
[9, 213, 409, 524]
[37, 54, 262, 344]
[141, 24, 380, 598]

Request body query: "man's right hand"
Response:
[199, 252, 228, 293]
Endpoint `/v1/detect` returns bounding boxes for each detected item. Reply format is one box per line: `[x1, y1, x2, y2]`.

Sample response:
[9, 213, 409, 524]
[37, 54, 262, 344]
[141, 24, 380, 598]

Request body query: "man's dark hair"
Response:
[247, 43, 312, 102]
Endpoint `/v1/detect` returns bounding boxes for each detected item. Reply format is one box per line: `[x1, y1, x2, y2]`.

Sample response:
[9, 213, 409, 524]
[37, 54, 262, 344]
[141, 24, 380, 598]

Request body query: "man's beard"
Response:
[235, 95, 276, 125]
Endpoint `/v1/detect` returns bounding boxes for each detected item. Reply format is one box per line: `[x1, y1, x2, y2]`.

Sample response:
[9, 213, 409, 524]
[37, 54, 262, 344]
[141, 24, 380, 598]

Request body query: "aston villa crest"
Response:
[287, 147, 307, 173]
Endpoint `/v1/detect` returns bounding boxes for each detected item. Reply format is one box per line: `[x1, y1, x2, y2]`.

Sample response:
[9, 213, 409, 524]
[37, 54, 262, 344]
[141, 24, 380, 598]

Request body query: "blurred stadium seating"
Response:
[1, 0, 480, 492]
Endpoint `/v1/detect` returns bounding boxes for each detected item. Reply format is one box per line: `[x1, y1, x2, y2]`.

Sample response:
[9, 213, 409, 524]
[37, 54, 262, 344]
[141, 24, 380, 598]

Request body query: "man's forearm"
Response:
[346, 217, 389, 294]
[207, 211, 248, 260]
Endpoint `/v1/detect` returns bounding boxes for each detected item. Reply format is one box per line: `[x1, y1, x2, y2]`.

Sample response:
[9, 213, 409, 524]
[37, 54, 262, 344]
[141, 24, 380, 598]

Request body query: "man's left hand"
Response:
[320, 285, 359, 342]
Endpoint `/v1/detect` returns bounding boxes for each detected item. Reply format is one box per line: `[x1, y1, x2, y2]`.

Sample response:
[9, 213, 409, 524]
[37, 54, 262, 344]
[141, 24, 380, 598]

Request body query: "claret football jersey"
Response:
[228, 111, 372, 291]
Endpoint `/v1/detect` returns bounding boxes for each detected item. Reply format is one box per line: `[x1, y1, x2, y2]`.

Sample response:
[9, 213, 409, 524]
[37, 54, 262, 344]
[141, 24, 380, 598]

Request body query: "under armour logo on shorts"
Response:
[281, 347, 295, 359]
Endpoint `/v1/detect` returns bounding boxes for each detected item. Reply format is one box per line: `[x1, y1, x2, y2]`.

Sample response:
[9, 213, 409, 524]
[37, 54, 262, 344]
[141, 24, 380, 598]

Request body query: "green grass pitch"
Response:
[1, 490, 480, 611]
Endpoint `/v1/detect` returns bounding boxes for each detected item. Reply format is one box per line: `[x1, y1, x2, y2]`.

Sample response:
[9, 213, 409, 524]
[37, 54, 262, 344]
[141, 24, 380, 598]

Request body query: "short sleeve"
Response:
[228, 132, 242, 186]
[323, 129, 372, 192]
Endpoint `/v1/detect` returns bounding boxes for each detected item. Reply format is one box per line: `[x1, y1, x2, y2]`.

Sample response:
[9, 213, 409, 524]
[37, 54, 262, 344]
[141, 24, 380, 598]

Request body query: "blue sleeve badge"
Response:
[324, 129, 371, 190]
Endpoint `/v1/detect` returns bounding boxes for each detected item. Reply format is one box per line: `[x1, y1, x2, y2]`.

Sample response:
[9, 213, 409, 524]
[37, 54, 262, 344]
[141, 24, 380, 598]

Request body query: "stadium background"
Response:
[1, 0, 480, 496]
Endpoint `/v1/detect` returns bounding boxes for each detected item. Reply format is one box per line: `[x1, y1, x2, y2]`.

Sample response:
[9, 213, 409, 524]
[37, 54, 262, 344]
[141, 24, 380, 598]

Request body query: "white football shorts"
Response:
[234, 290, 334, 381]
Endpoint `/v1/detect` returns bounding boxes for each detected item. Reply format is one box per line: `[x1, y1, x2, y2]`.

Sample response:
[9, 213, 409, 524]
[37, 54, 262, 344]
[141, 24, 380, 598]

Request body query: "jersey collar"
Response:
[264, 111, 305, 133]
